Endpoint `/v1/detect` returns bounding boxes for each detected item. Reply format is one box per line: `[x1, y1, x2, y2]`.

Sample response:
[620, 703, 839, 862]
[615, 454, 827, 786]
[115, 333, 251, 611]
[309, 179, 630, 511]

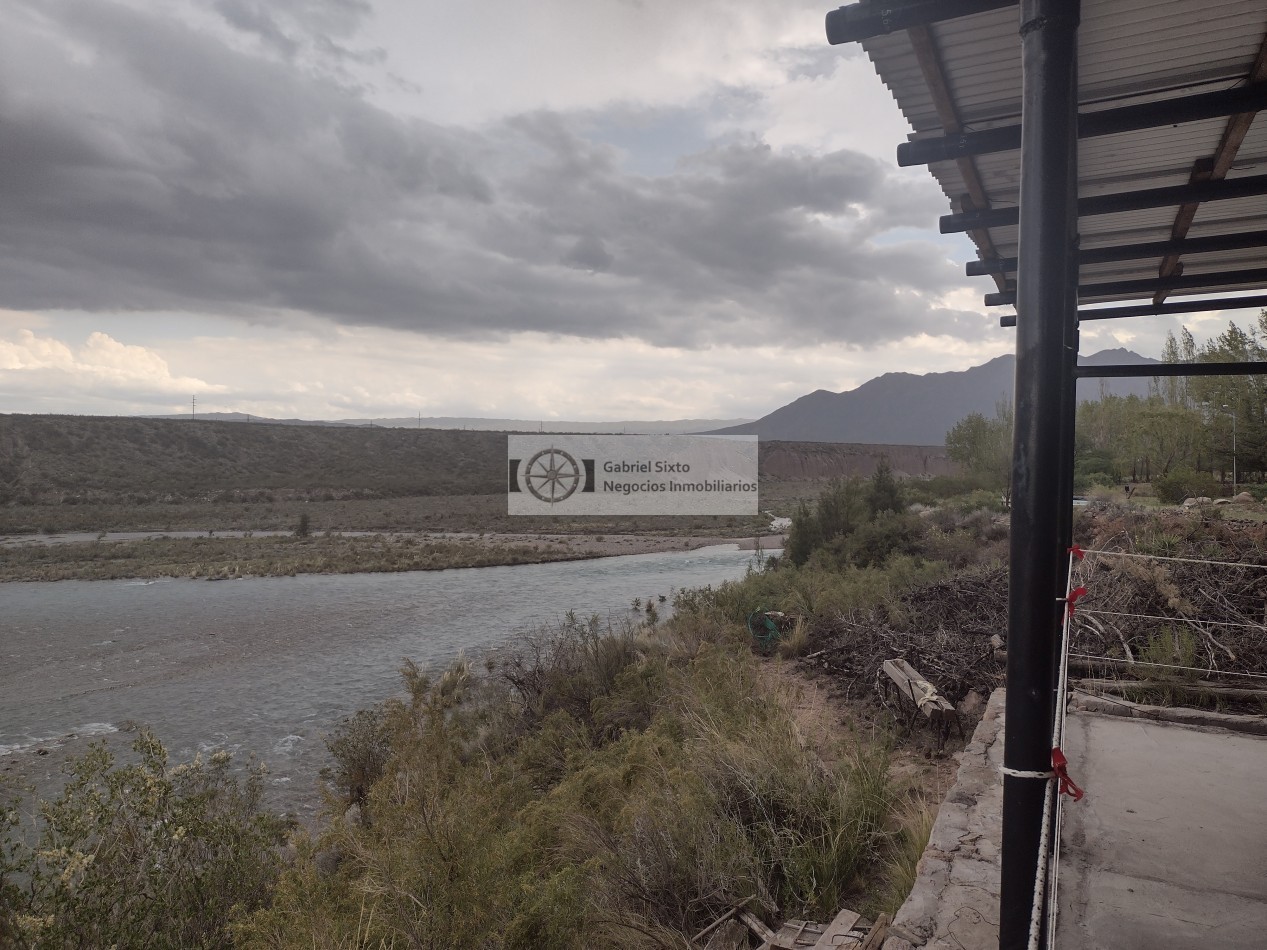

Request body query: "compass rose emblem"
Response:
[523, 447, 582, 504]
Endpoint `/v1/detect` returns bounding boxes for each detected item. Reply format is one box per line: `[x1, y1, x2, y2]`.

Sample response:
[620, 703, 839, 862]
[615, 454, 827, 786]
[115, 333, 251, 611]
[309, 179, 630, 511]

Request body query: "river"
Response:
[0, 545, 764, 816]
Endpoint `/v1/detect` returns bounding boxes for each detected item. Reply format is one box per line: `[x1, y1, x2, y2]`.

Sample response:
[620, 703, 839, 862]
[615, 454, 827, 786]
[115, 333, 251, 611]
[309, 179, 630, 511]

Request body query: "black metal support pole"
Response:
[1001, 1, 1080, 948]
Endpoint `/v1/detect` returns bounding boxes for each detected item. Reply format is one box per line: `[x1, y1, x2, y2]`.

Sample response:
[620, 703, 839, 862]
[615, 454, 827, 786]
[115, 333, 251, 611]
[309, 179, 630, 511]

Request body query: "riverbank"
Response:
[0, 544, 766, 827]
[0, 531, 777, 582]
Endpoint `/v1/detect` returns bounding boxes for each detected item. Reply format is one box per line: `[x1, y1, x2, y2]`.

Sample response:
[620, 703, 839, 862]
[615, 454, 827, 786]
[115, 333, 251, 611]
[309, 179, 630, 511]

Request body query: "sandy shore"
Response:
[482, 532, 784, 557]
[0, 531, 785, 583]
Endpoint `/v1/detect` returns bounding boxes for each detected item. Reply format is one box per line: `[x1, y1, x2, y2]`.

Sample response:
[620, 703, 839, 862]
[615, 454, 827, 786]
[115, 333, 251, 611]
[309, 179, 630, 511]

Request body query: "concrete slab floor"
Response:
[1056, 708, 1267, 950]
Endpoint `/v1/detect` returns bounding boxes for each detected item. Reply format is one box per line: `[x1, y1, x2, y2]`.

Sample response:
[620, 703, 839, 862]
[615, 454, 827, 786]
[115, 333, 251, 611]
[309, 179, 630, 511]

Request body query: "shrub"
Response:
[875, 799, 936, 915]
[902, 473, 995, 506]
[1, 732, 289, 949]
[786, 480, 868, 567]
[944, 489, 1009, 514]
[866, 457, 903, 518]
[1153, 468, 1222, 505]
[239, 623, 901, 948]
[776, 617, 812, 659]
[838, 512, 923, 569]
[323, 707, 393, 824]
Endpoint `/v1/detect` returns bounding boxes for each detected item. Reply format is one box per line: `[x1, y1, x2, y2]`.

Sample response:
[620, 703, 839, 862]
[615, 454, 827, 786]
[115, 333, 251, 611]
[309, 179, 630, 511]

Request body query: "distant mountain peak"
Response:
[708, 348, 1154, 445]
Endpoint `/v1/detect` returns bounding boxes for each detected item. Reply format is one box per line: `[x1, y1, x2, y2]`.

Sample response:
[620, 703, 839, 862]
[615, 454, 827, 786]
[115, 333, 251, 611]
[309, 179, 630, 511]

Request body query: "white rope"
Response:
[1081, 548, 1267, 571]
[1078, 608, 1267, 632]
[1041, 546, 1079, 949]
[1047, 793, 1064, 950]
[1001, 767, 1054, 779]
[1025, 547, 1082, 950]
[1055, 550, 1077, 749]
[1027, 777, 1057, 950]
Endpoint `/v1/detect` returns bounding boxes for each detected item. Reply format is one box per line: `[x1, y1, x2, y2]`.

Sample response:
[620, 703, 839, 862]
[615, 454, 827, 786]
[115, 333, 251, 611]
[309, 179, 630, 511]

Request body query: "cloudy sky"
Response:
[0, 0, 1257, 422]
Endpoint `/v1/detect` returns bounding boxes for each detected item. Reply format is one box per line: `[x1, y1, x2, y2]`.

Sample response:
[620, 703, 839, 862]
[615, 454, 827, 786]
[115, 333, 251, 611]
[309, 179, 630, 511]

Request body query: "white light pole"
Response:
[1223, 404, 1237, 492]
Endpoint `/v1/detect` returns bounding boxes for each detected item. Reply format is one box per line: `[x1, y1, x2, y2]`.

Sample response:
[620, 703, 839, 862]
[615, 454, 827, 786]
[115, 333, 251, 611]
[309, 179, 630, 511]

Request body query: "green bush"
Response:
[1, 732, 289, 949]
[866, 457, 903, 518]
[238, 623, 901, 948]
[1153, 468, 1223, 504]
[786, 479, 868, 566]
[943, 489, 1009, 514]
[838, 511, 923, 569]
[902, 473, 995, 507]
[323, 707, 392, 824]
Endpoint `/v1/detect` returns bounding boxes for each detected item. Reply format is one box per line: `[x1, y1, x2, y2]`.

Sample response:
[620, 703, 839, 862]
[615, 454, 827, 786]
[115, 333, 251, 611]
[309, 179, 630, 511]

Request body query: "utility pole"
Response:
[192, 395, 196, 420]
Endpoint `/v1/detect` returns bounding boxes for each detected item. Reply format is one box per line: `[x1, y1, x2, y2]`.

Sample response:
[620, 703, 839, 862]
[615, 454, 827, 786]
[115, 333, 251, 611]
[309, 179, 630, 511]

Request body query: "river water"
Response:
[0, 545, 762, 815]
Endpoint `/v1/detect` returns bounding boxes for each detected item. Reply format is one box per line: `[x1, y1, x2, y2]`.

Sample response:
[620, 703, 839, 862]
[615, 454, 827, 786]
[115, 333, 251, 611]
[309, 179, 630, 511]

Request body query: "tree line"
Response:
[946, 312, 1267, 499]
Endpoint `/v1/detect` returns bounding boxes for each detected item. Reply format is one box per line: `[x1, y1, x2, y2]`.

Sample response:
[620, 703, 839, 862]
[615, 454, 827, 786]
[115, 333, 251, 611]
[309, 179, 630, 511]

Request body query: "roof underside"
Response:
[857, 0, 1267, 310]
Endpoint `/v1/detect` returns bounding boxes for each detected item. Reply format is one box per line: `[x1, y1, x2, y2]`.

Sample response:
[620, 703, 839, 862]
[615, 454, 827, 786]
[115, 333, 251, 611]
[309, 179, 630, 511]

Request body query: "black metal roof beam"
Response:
[997, 292, 1267, 327]
[1075, 361, 1267, 379]
[1078, 267, 1267, 300]
[985, 266, 1267, 306]
[1155, 33, 1267, 305]
[943, 172, 1267, 232]
[906, 20, 1010, 292]
[968, 228, 1267, 276]
[900, 82, 1267, 166]
[825, 0, 1017, 45]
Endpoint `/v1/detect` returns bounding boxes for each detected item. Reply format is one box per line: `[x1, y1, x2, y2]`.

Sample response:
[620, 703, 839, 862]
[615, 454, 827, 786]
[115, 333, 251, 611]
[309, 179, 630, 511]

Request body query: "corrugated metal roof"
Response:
[857, 0, 1267, 311]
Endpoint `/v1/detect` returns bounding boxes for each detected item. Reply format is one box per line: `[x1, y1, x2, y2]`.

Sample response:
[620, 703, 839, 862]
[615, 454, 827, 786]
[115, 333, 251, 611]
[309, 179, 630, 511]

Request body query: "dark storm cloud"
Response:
[0, 0, 984, 348]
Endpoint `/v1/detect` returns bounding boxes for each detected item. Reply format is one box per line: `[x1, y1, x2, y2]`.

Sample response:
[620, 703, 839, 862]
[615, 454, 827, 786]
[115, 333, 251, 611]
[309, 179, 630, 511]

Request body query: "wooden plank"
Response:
[1076, 678, 1267, 701]
[1068, 655, 1254, 683]
[740, 910, 778, 945]
[810, 907, 863, 949]
[859, 913, 892, 950]
[883, 658, 955, 722]
[703, 919, 751, 950]
[692, 906, 741, 945]
[773, 919, 824, 948]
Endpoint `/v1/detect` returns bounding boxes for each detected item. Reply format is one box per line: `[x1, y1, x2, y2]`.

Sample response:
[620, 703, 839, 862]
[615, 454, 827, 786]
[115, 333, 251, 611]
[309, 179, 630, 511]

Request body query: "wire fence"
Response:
[1026, 542, 1267, 948]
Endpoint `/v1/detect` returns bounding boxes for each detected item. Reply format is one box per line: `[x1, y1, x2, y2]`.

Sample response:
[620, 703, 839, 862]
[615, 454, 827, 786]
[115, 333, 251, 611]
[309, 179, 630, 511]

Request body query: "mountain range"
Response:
[145, 349, 1158, 447]
[146, 413, 753, 434]
[707, 348, 1156, 445]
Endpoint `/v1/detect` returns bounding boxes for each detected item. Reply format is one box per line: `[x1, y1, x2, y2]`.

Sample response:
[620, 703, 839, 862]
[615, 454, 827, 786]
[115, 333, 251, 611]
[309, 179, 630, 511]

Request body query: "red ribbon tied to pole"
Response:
[1052, 747, 1084, 801]
[1065, 586, 1088, 617]
[1068, 544, 1085, 560]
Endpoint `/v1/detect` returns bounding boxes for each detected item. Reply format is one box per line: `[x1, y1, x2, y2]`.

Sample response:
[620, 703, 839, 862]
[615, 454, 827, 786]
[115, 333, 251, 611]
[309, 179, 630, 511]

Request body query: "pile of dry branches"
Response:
[1070, 507, 1267, 682]
[803, 505, 1267, 713]
[806, 563, 1008, 706]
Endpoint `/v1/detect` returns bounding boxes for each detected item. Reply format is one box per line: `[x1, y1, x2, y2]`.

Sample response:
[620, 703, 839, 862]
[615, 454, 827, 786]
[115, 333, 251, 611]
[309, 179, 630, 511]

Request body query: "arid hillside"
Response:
[0, 415, 507, 503]
[759, 441, 955, 480]
[0, 415, 956, 506]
